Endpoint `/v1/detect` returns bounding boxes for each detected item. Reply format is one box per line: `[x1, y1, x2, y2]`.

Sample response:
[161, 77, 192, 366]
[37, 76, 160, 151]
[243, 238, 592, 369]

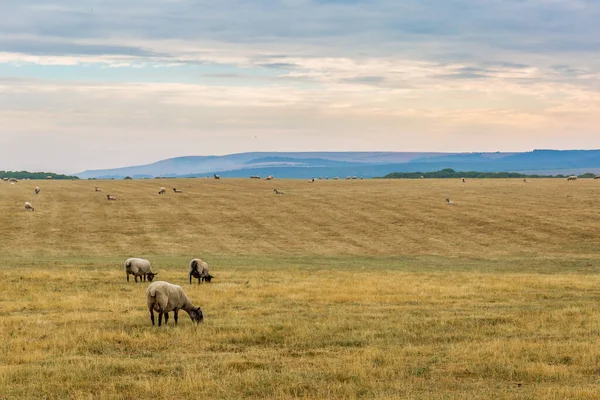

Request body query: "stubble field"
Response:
[1, 178, 600, 399]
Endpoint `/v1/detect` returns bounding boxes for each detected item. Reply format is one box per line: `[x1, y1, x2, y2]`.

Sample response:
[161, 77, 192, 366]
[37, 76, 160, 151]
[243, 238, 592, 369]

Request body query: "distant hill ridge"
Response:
[76, 150, 600, 179]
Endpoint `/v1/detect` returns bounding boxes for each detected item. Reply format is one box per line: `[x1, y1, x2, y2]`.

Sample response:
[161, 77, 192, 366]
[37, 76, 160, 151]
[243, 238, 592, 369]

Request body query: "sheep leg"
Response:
[164, 312, 169, 325]
[126, 273, 130, 282]
[158, 312, 163, 327]
[174, 309, 179, 325]
[134, 275, 138, 283]
[150, 309, 155, 326]
[189, 274, 192, 284]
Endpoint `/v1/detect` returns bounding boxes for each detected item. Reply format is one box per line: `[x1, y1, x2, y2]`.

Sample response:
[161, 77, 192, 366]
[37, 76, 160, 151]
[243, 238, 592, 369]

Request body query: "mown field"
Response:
[1, 178, 600, 399]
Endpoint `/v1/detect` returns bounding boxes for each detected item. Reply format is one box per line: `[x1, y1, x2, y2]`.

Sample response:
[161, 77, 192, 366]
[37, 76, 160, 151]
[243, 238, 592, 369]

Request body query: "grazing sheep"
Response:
[352, 176, 358, 180]
[567, 175, 578, 181]
[250, 175, 261, 179]
[420, 176, 424, 179]
[346, 176, 351, 180]
[24, 202, 35, 212]
[34, 187, 40, 194]
[333, 177, 339, 180]
[46, 176, 53, 180]
[8, 178, 18, 183]
[273, 188, 284, 195]
[461, 178, 466, 183]
[95, 187, 102, 192]
[173, 188, 183, 193]
[189, 258, 214, 284]
[446, 198, 455, 205]
[265, 175, 274, 181]
[214, 174, 220, 180]
[309, 178, 315, 183]
[325, 176, 329, 180]
[146, 281, 203, 326]
[595, 175, 600, 180]
[523, 179, 528, 183]
[158, 187, 166, 194]
[106, 194, 117, 200]
[124, 257, 157, 282]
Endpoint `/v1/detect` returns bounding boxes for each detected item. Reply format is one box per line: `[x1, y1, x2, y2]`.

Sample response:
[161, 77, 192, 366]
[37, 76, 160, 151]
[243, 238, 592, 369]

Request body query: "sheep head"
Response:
[189, 307, 204, 324]
[147, 272, 158, 282]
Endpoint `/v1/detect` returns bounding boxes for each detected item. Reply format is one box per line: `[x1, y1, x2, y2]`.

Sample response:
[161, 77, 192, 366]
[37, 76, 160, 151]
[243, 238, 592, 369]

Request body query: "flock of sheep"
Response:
[125, 257, 213, 326]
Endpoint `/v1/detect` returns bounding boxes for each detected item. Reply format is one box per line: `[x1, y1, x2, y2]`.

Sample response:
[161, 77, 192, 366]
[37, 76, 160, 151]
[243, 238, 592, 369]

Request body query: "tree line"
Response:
[379, 168, 598, 179]
[0, 171, 79, 180]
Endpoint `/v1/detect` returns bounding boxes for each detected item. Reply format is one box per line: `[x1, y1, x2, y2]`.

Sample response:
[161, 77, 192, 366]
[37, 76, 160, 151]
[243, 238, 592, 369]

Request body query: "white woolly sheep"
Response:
[567, 175, 578, 181]
[95, 187, 102, 192]
[146, 281, 203, 326]
[124, 257, 157, 282]
[595, 176, 600, 180]
[273, 188, 284, 195]
[106, 194, 117, 200]
[214, 174, 220, 180]
[446, 198, 455, 205]
[189, 258, 213, 284]
[173, 188, 183, 193]
[34, 187, 40, 194]
[24, 202, 35, 212]
[158, 187, 166, 194]
[265, 175, 274, 181]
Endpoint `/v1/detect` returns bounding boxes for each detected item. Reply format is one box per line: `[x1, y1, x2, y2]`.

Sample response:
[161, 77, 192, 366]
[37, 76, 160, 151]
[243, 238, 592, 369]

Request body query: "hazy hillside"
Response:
[76, 150, 600, 179]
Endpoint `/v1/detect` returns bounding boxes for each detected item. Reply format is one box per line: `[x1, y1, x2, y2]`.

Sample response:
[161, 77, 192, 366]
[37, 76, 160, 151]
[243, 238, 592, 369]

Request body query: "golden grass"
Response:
[1, 178, 600, 399]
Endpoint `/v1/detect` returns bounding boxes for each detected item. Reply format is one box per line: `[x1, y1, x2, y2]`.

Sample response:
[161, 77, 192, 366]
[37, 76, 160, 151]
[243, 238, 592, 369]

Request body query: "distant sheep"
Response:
[352, 176, 358, 180]
[265, 175, 274, 181]
[34, 187, 40, 194]
[461, 178, 466, 183]
[308, 178, 315, 183]
[173, 188, 183, 193]
[446, 198, 455, 205]
[189, 258, 213, 284]
[24, 202, 35, 212]
[273, 188, 284, 195]
[595, 176, 600, 180]
[124, 257, 157, 282]
[46, 176, 53, 180]
[333, 177, 339, 180]
[523, 179, 528, 183]
[158, 187, 166, 194]
[250, 175, 261, 179]
[567, 175, 578, 181]
[146, 281, 203, 326]
[95, 187, 102, 192]
[106, 194, 117, 200]
[8, 178, 18, 183]
[214, 174, 220, 180]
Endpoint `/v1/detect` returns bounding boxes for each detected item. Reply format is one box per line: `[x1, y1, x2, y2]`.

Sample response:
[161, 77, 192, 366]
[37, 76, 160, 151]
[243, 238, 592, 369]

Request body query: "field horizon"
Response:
[2, 178, 600, 399]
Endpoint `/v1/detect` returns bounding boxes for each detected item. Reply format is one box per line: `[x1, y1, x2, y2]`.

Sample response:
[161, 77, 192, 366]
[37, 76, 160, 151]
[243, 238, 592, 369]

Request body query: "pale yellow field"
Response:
[1, 178, 600, 399]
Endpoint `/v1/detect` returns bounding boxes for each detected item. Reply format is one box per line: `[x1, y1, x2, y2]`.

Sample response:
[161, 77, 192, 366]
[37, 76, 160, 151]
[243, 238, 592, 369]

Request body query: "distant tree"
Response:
[124, 176, 133, 180]
[578, 173, 596, 178]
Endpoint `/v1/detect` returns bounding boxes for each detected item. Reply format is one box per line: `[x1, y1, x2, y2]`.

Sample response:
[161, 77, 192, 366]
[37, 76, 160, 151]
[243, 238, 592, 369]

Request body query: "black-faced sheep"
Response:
[214, 174, 220, 180]
[146, 281, 203, 326]
[567, 175, 578, 181]
[173, 188, 183, 193]
[95, 187, 102, 192]
[24, 202, 35, 212]
[107, 194, 117, 200]
[34, 187, 40, 194]
[273, 188, 284, 195]
[189, 258, 214, 284]
[446, 198, 455, 205]
[124, 258, 157, 282]
[158, 187, 166, 194]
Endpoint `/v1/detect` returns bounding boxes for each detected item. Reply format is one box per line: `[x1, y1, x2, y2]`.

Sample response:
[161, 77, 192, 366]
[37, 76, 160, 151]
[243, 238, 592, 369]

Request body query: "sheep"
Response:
[173, 188, 183, 193]
[214, 174, 220, 180]
[124, 257, 157, 282]
[333, 177, 339, 180]
[95, 187, 102, 192]
[352, 176, 358, 180]
[308, 178, 315, 183]
[106, 194, 117, 200]
[46, 176, 53, 180]
[523, 179, 528, 183]
[461, 178, 466, 183]
[8, 178, 18, 183]
[420, 176, 424, 179]
[595, 175, 600, 180]
[158, 187, 166, 194]
[265, 175, 273, 181]
[567, 175, 578, 181]
[346, 176, 351, 180]
[24, 202, 35, 212]
[34, 187, 40, 194]
[325, 176, 329, 180]
[189, 258, 214, 284]
[250, 175, 261, 179]
[273, 188, 284, 195]
[146, 281, 203, 326]
[446, 198, 455, 205]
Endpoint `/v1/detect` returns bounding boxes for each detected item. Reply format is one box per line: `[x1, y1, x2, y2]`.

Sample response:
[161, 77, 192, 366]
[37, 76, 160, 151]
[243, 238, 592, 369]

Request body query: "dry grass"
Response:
[1, 178, 600, 399]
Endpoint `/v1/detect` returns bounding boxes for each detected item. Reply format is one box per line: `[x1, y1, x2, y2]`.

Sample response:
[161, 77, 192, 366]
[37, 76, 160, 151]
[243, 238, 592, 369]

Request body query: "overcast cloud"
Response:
[0, 0, 599, 172]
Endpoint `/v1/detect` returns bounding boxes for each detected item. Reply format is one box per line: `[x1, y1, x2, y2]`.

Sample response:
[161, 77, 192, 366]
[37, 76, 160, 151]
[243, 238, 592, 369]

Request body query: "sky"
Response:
[1, 0, 599, 173]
